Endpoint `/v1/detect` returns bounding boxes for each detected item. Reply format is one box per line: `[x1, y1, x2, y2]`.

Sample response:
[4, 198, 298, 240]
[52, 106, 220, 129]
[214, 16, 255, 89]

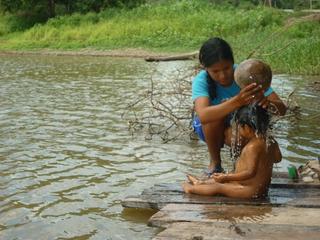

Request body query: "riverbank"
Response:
[1, 1, 319, 74]
[0, 48, 174, 58]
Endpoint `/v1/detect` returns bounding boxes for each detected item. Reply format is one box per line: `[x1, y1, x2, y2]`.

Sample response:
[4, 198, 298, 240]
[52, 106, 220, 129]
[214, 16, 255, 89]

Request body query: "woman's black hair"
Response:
[234, 104, 270, 135]
[199, 37, 234, 100]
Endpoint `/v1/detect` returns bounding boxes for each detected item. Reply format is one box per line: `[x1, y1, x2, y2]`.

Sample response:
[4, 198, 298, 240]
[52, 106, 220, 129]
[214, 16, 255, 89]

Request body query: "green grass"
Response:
[0, 0, 319, 74]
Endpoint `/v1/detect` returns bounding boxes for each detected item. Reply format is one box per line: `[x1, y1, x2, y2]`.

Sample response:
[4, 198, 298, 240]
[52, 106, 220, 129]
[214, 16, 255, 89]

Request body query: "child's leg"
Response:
[182, 182, 255, 199]
[202, 178, 216, 184]
[183, 182, 222, 195]
[187, 174, 202, 185]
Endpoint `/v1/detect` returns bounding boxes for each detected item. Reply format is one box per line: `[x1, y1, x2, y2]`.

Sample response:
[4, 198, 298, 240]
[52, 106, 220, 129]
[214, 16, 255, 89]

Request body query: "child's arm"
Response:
[213, 144, 260, 183]
[270, 139, 282, 163]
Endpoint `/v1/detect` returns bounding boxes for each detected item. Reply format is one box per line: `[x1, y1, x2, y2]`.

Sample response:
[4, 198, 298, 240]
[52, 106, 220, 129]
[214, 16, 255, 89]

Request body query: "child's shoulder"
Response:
[248, 137, 266, 146]
[244, 138, 267, 153]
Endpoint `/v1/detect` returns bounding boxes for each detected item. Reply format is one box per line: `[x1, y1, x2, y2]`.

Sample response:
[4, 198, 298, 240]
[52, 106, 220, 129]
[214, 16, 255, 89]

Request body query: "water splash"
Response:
[265, 105, 280, 148]
[230, 119, 242, 170]
[230, 104, 276, 170]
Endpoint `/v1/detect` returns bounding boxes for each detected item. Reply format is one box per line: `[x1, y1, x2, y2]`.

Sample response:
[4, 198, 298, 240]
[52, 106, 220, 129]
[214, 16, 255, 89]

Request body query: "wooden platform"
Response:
[121, 175, 320, 239]
[122, 180, 320, 210]
[149, 204, 320, 228]
[153, 221, 320, 240]
[151, 204, 320, 239]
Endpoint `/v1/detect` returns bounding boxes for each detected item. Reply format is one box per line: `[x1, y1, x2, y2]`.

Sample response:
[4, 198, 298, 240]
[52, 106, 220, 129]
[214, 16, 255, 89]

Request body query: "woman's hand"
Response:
[234, 83, 264, 107]
[258, 96, 269, 109]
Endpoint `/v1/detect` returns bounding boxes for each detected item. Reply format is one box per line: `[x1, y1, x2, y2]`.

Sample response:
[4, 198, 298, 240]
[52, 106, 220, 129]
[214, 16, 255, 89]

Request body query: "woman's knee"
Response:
[202, 121, 227, 143]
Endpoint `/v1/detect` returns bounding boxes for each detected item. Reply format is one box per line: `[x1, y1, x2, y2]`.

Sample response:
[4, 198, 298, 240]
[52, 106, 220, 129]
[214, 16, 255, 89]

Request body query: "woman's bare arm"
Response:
[195, 83, 263, 124]
[194, 96, 240, 124]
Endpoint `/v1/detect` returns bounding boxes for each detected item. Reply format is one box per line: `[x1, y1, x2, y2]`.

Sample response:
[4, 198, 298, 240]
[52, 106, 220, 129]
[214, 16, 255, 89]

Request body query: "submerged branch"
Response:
[122, 63, 195, 142]
[122, 63, 302, 143]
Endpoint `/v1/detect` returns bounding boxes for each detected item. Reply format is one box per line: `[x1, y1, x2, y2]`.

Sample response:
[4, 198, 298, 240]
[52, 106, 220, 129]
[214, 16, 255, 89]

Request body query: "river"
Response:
[0, 55, 319, 239]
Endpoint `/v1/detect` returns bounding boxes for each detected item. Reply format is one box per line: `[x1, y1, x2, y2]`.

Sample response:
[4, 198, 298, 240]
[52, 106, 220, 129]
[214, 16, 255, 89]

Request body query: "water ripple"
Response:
[0, 56, 319, 239]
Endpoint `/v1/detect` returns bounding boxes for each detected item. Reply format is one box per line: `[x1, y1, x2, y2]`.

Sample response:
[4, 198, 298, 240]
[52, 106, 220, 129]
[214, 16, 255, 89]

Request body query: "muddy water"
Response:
[0, 55, 319, 239]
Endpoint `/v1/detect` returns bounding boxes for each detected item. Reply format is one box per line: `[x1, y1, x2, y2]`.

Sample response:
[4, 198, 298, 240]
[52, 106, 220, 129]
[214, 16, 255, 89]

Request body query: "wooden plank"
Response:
[272, 171, 289, 178]
[122, 182, 320, 210]
[153, 222, 320, 240]
[149, 203, 320, 228]
[271, 177, 320, 188]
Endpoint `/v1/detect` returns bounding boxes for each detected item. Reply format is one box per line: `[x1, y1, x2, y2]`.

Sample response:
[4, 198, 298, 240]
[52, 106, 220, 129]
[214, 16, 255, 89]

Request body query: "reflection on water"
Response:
[180, 205, 273, 223]
[169, 204, 320, 227]
[121, 208, 158, 224]
[0, 55, 319, 239]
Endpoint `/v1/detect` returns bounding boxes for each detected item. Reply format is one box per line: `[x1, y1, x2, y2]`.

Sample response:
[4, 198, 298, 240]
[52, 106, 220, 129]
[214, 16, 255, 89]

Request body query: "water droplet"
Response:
[230, 119, 241, 169]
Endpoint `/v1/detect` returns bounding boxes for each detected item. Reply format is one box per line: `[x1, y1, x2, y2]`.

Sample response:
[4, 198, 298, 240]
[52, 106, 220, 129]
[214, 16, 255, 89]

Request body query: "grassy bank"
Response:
[0, 0, 319, 74]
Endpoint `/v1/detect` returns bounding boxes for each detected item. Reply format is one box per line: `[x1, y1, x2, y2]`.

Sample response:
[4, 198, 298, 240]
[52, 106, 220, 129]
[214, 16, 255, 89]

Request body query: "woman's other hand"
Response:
[234, 83, 264, 107]
[258, 96, 269, 109]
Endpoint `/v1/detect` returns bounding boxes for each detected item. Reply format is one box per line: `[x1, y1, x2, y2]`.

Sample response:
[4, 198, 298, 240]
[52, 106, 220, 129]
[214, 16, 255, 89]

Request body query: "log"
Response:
[145, 51, 198, 62]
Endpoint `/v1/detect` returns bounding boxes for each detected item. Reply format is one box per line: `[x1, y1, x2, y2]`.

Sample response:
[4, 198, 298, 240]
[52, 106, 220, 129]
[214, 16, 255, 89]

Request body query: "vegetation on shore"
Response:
[0, 0, 319, 75]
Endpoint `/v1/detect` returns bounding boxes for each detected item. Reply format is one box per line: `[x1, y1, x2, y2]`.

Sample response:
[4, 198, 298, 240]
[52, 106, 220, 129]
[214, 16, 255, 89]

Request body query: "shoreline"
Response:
[1, 49, 319, 76]
[0, 48, 189, 59]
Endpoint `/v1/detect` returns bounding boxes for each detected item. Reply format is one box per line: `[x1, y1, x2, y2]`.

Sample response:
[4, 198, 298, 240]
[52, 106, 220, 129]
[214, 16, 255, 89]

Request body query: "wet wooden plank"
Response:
[122, 181, 320, 210]
[153, 222, 320, 240]
[287, 197, 320, 207]
[149, 203, 320, 228]
[270, 177, 320, 189]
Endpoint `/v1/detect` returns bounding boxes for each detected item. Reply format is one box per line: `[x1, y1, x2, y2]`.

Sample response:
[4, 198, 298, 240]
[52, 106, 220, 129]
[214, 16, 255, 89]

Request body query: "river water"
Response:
[0, 55, 319, 240]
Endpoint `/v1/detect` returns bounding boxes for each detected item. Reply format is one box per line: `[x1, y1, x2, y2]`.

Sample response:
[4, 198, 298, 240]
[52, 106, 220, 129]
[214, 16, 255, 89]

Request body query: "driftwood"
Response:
[121, 63, 196, 142]
[145, 51, 198, 62]
[122, 61, 300, 143]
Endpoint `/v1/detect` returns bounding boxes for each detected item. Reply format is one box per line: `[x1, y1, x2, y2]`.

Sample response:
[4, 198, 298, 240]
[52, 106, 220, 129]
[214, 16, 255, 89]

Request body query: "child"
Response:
[183, 104, 282, 199]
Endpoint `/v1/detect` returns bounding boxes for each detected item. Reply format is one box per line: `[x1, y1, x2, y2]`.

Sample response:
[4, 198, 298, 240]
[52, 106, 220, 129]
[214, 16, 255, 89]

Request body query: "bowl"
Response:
[234, 59, 272, 90]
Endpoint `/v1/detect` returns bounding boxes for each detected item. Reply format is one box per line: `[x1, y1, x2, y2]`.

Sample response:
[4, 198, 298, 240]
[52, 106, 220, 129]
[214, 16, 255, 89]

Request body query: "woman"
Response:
[192, 37, 286, 176]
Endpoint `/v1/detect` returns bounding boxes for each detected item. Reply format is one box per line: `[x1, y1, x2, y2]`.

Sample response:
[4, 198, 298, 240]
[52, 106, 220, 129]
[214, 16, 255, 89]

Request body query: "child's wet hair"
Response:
[234, 104, 270, 135]
[199, 37, 234, 100]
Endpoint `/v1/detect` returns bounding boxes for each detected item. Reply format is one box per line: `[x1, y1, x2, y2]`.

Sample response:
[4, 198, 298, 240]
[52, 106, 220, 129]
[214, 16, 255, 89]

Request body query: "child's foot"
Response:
[187, 174, 202, 185]
[182, 182, 193, 193]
